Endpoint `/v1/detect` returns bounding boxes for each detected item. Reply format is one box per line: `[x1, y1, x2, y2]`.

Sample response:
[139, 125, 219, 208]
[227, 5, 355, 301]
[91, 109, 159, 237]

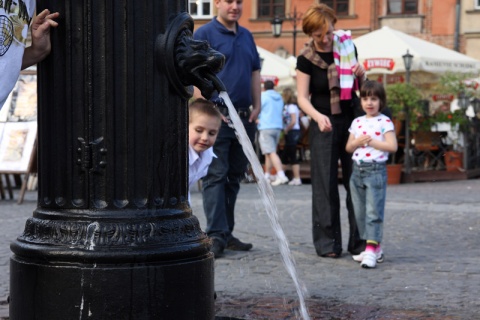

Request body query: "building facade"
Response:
[191, 0, 478, 60]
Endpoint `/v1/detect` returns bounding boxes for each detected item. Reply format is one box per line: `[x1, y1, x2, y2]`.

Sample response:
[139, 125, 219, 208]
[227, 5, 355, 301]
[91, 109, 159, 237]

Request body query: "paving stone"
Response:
[1, 179, 480, 319]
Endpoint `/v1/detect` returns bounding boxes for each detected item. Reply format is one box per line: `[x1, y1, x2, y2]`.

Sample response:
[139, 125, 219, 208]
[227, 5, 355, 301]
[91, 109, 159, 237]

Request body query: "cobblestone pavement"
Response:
[1, 179, 479, 319]
[190, 179, 480, 319]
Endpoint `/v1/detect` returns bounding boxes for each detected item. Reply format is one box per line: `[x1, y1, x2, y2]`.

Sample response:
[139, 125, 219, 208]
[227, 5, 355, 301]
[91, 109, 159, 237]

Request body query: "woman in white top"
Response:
[281, 88, 302, 185]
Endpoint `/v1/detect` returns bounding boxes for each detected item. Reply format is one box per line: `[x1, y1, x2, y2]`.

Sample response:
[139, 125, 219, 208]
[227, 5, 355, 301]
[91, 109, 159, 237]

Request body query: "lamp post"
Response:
[472, 98, 480, 118]
[472, 98, 480, 168]
[458, 91, 469, 109]
[458, 91, 470, 170]
[9, 4, 219, 318]
[270, 6, 302, 56]
[402, 50, 414, 175]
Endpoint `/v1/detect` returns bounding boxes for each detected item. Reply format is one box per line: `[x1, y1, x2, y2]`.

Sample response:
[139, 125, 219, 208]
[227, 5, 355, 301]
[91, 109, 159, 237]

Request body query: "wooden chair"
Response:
[411, 131, 447, 170]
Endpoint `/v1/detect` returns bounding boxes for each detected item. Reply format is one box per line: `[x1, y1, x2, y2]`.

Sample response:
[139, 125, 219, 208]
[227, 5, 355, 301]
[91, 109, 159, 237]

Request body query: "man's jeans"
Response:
[202, 119, 256, 246]
[350, 162, 387, 243]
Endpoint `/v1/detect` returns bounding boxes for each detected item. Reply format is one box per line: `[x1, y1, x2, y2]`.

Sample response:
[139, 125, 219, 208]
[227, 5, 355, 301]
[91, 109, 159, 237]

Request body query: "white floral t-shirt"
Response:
[0, 0, 35, 110]
[348, 114, 395, 164]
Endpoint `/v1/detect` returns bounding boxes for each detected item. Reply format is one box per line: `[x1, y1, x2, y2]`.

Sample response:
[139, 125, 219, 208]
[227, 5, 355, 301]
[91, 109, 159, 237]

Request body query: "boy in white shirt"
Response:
[188, 99, 222, 201]
[345, 80, 398, 269]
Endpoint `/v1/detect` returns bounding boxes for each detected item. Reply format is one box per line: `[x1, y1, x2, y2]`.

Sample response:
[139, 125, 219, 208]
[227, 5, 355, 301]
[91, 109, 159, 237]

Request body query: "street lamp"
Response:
[472, 98, 480, 168]
[271, 16, 282, 38]
[458, 91, 470, 110]
[402, 49, 414, 175]
[457, 91, 470, 170]
[473, 98, 480, 119]
[402, 50, 413, 83]
[270, 6, 302, 56]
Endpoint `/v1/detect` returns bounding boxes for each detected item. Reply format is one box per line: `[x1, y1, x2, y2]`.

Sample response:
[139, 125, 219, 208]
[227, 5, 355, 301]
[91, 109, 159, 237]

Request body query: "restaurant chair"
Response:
[411, 131, 447, 170]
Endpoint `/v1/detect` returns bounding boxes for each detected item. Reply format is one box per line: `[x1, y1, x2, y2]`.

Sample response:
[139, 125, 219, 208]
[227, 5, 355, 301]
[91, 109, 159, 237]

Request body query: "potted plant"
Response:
[430, 109, 468, 132]
[431, 73, 477, 171]
[384, 82, 426, 183]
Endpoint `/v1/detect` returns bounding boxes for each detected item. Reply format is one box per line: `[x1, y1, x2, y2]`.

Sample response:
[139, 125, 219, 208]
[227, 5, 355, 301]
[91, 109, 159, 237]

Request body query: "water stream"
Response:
[219, 91, 311, 320]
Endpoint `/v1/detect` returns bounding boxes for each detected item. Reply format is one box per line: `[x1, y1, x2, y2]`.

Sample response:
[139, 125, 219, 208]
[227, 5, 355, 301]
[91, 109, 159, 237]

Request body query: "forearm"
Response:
[22, 9, 59, 70]
[285, 114, 297, 132]
[345, 140, 358, 153]
[346, 135, 366, 153]
[368, 139, 398, 153]
[297, 97, 322, 122]
[23, 45, 53, 69]
[249, 70, 261, 122]
[193, 86, 204, 100]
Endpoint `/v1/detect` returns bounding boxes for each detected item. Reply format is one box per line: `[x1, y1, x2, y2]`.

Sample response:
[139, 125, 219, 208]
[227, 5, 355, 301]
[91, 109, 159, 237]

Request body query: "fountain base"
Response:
[10, 255, 214, 319]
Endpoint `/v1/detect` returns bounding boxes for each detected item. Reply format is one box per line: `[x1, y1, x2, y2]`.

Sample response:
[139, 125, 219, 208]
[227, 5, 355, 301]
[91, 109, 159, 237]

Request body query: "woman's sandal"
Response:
[320, 252, 340, 258]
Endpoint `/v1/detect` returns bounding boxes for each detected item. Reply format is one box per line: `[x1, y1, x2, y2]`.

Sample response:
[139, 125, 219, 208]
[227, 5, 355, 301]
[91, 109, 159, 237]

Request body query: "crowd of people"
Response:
[190, 1, 397, 269]
[3, 0, 398, 270]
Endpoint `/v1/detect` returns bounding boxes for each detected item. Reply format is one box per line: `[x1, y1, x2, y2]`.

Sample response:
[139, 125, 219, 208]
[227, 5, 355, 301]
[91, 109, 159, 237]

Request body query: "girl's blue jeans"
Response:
[350, 162, 387, 243]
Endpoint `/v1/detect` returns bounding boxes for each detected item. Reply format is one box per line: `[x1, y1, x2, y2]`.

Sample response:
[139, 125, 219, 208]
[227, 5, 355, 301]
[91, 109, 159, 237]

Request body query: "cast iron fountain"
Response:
[10, 2, 224, 319]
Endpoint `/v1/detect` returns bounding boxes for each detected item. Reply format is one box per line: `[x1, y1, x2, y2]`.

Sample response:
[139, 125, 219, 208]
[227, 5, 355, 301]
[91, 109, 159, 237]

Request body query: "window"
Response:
[189, 0, 213, 18]
[258, 0, 285, 18]
[322, 0, 349, 16]
[476, 0, 480, 10]
[387, 0, 418, 15]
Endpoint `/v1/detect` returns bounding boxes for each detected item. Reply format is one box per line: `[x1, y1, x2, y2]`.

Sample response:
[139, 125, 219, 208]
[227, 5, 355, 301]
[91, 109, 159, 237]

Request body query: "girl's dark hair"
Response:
[359, 80, 387, 111]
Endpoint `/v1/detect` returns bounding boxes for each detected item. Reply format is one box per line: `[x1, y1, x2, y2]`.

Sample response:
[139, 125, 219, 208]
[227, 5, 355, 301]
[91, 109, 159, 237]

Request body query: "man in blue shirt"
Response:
[193, 0, 261, 258]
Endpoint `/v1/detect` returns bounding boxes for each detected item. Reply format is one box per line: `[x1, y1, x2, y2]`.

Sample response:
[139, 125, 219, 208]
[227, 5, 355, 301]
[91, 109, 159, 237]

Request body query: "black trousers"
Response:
[309, 112, 365, 256]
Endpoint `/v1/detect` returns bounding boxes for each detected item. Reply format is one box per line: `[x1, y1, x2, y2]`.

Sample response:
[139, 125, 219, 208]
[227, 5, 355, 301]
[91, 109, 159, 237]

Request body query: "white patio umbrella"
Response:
[354, 26, 480, 76]
[257, 46, 296, 91]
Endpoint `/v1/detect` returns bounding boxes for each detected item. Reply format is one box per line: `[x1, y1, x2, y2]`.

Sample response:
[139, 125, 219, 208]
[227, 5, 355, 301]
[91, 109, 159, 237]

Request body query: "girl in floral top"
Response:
[345, 80, 397, 269]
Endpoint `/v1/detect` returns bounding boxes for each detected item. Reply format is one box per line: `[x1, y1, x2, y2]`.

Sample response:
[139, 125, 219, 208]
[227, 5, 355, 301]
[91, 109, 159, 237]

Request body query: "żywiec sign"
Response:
[432, 94, 454, 102]
[363, 58, 395, 71]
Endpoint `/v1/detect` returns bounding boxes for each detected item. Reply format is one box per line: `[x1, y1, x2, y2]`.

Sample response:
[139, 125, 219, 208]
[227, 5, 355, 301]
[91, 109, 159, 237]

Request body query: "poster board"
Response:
[5, 73, 37, 122]
[0, 71, 38, 203]
[0, 121, 37, 172]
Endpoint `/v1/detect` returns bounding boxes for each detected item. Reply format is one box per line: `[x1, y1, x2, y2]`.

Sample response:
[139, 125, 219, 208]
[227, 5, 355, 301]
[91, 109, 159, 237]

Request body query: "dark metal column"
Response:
[10, 1, 220, 319]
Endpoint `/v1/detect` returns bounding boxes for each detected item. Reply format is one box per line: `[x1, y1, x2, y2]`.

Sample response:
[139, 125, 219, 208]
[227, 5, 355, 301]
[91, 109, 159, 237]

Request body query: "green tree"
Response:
[386, 82, 426, 132]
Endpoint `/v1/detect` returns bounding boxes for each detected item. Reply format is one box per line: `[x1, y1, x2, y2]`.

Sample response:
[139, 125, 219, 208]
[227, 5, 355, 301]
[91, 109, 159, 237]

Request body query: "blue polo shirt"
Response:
[194, 17, 261, 110]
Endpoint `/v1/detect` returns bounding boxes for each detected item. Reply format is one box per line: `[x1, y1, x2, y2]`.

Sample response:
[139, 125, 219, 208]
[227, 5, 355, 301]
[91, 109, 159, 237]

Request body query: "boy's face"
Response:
[189, 113, 221, 153]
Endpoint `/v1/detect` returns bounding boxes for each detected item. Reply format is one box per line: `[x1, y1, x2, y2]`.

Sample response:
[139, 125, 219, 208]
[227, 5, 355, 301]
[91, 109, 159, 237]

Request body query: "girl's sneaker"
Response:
[352, 248, 384, 263]
[288, 178, 302, 186]
[361, 251, 377, 268]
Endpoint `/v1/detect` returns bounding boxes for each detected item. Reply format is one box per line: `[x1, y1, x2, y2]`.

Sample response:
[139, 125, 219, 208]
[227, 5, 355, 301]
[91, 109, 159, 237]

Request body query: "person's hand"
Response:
[316, 113, 332, 132]
[352, 63, 366, 81]
[249, 106, 260, 123]
[356, 134, 372, 147]
[30, 9, 60, 61]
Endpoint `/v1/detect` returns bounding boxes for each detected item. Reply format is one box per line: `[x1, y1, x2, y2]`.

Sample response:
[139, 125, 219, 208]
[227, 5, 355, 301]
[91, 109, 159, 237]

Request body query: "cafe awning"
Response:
[354, 26, 480, 75]
[257, 46, 296, 90]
